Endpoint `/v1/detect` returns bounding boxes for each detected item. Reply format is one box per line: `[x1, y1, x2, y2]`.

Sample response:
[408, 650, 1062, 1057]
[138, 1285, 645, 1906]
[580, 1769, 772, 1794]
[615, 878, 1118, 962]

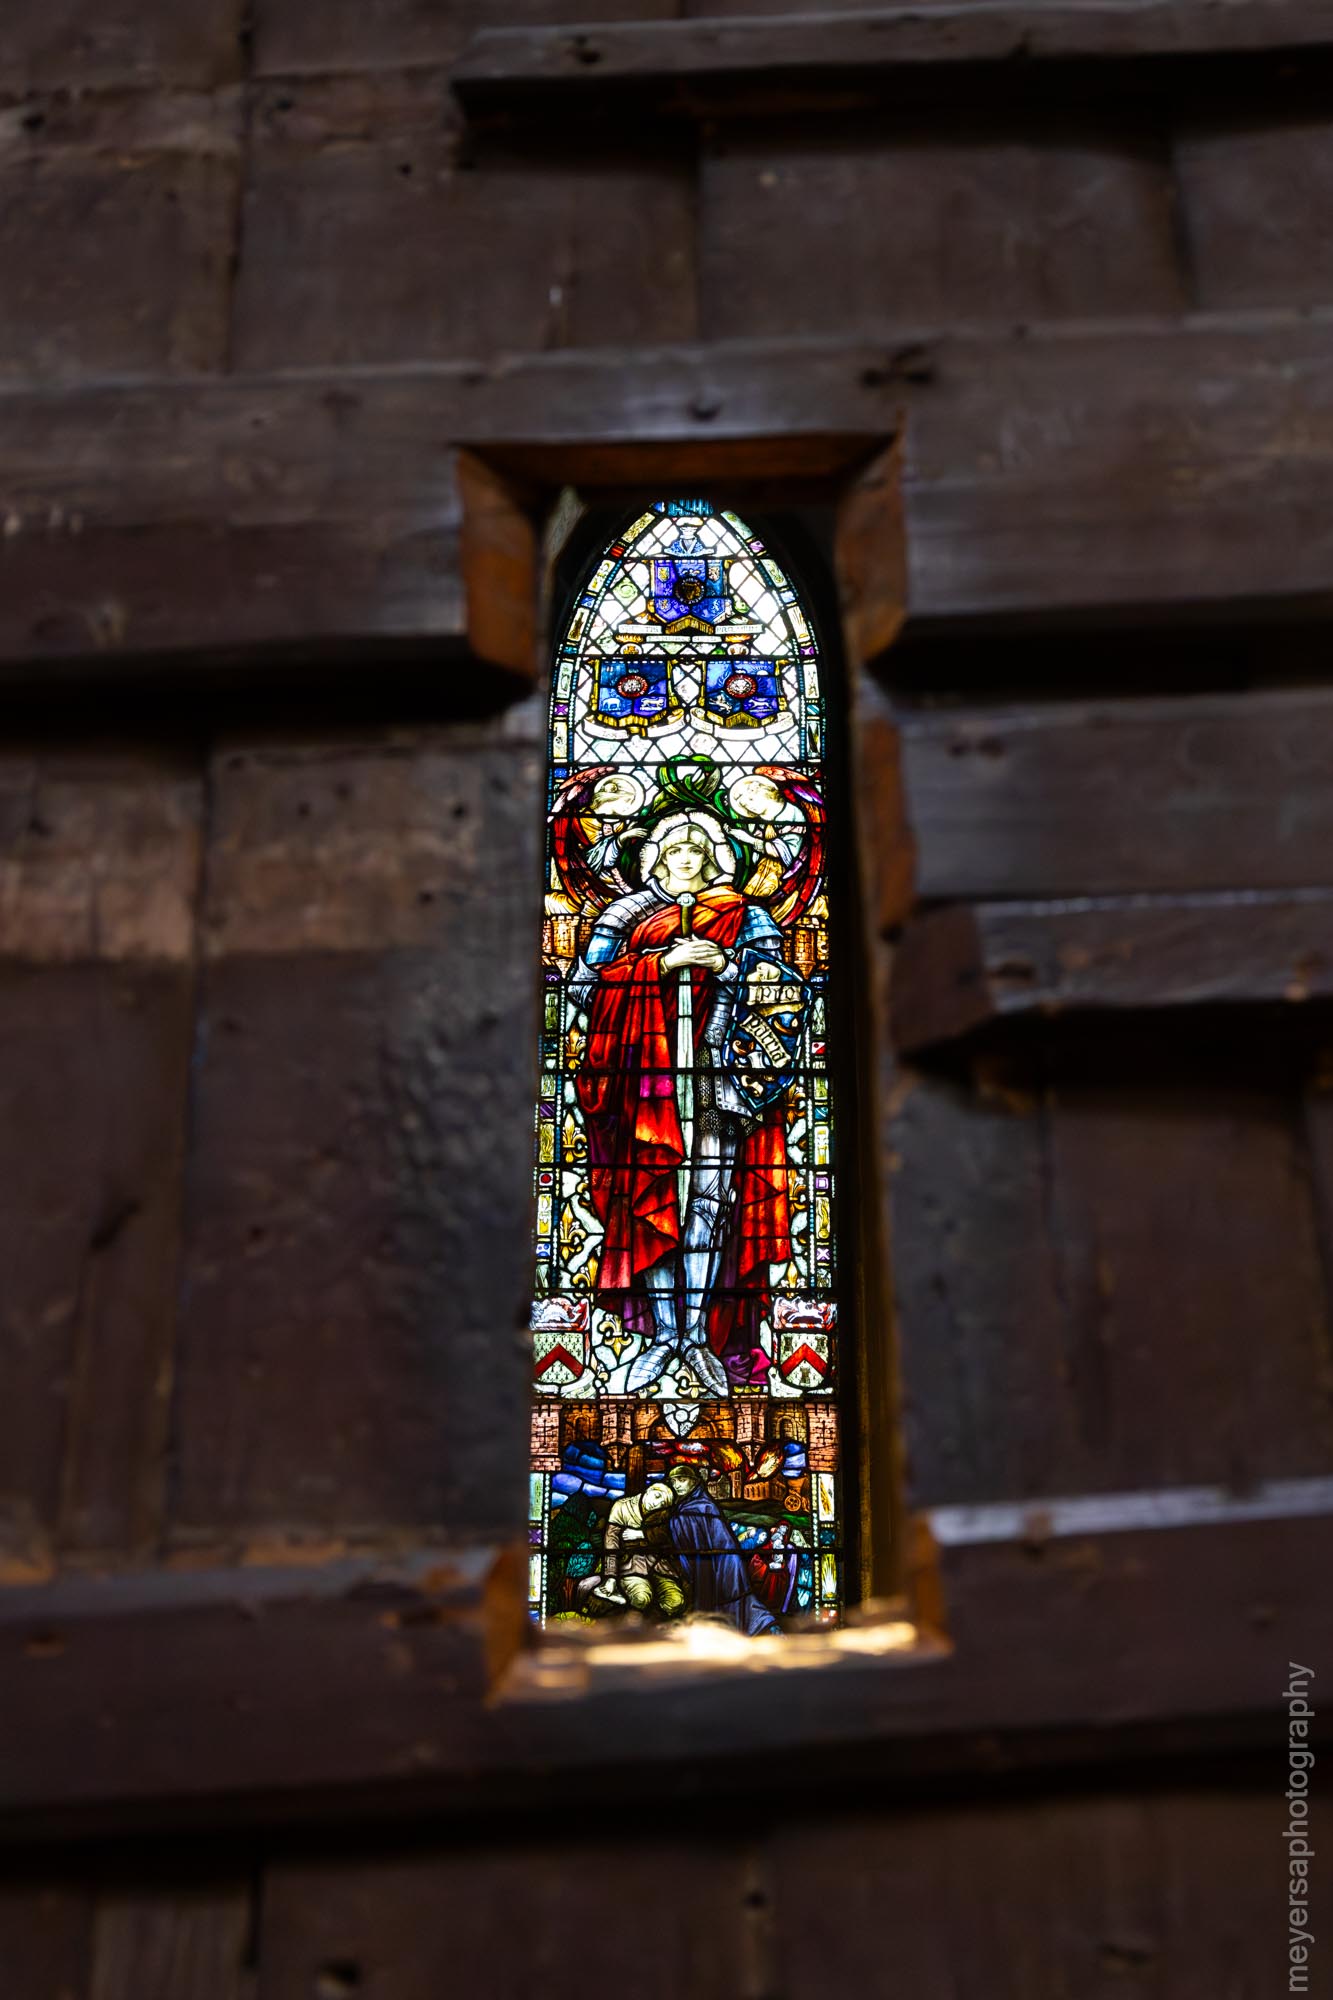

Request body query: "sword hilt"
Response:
[678, 891, 696, 938]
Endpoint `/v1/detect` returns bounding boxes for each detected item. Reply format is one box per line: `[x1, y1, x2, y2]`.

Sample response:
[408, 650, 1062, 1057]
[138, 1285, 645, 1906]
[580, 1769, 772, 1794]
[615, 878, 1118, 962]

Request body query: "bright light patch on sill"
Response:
[545, 1616, 922, 1680]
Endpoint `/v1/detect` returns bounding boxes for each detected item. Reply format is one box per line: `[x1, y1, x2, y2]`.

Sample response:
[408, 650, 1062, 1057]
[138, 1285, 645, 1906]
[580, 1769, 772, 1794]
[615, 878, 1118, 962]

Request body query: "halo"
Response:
[640, 810, 737, 887]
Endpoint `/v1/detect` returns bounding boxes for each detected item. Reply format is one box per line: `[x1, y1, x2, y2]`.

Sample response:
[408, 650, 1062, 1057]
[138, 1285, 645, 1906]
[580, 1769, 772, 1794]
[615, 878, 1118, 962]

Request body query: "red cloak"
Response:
[575, 887, 790, 1358]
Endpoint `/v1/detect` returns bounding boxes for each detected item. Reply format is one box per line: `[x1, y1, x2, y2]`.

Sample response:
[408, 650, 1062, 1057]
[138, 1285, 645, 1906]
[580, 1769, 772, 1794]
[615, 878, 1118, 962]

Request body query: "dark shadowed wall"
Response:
[1, 1, 1331, 1994]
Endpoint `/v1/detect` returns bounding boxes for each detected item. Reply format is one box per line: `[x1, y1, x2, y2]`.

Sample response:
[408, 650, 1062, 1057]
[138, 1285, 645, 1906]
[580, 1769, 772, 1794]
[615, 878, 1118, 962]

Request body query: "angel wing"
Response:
[756, 765, 826, 928]
[549, 765, 633, 914]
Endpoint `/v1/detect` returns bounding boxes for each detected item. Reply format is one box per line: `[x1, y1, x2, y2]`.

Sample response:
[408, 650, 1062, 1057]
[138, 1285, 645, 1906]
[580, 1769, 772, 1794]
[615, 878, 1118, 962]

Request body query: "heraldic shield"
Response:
[725, 948, 809, 1114]
[590, 651, 680, 732]
[651, 551, 730, 627]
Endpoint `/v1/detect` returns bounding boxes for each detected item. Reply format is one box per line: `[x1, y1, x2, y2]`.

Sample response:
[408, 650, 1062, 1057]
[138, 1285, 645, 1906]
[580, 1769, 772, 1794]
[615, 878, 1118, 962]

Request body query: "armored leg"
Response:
[626, 1254, 682, 1390]
[643, 1255, 680, 1339]
[678, 1127, 736, 1395]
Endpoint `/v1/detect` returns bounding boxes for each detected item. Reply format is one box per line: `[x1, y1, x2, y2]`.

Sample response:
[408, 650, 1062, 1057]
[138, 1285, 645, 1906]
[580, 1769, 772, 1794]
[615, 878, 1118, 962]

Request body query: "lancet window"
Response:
[530, 500, 841, 1632]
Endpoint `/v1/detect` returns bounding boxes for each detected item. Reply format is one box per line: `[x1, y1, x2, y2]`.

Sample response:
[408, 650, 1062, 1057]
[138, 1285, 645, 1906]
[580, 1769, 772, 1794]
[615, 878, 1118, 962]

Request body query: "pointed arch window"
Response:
[530, 499, 841, 1633]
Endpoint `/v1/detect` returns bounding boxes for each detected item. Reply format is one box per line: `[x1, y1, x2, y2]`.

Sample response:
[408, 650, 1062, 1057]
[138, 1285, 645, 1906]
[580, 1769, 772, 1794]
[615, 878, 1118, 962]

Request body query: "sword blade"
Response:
[676, 968, 694, 1216]
[675, 894, 696, 1228]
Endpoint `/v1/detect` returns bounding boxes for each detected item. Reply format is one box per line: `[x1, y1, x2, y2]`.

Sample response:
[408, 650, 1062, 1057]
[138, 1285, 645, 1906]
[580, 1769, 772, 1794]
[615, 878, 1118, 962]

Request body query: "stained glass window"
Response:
[530, 500, 841, 1633]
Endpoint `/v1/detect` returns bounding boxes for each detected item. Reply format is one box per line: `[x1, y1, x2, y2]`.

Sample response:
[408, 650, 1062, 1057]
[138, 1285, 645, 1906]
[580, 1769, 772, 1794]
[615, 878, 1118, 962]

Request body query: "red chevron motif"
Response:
[533, 1341, 586, 1381]
[778, 1341, 830, 1382]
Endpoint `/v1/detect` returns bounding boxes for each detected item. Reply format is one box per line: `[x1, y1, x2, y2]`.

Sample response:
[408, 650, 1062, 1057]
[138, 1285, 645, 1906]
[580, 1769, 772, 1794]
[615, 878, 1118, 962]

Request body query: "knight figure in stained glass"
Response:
[570, 798, 806, 1400]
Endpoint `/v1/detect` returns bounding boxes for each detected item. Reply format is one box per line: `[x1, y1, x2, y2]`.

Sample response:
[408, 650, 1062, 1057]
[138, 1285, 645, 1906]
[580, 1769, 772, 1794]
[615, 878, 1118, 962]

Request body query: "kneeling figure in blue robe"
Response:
[666, 1462, 780, 1636]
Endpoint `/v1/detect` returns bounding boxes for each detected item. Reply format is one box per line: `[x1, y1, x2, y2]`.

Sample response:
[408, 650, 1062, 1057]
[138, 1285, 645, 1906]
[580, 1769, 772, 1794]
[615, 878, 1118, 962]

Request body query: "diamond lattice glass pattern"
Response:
[530, 500, 841, 1632]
